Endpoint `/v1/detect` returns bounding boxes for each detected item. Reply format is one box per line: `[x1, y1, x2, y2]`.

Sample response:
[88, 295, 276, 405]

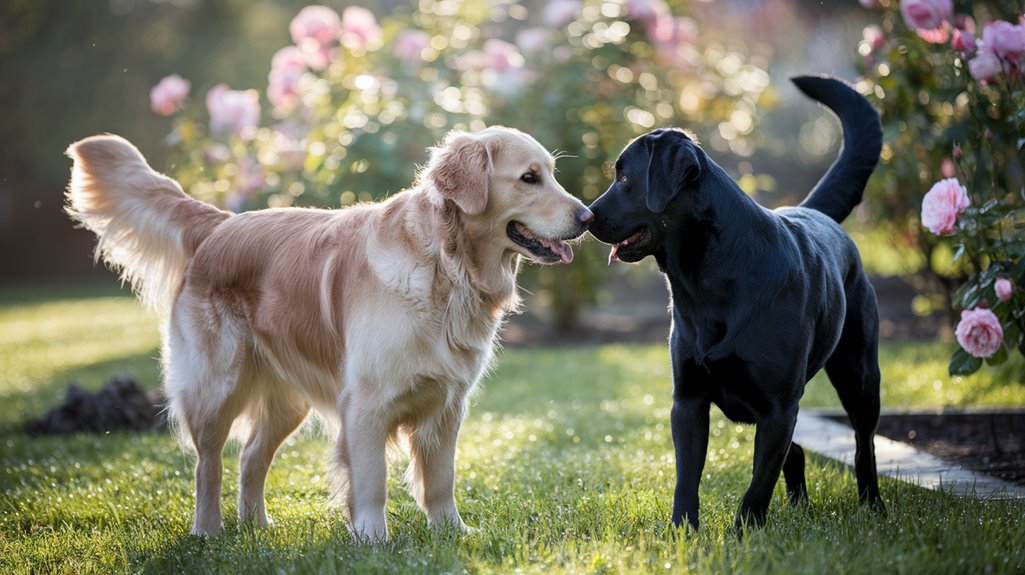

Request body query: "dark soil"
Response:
[25, 376, 167, 435]
[870, 410, 1025, 487]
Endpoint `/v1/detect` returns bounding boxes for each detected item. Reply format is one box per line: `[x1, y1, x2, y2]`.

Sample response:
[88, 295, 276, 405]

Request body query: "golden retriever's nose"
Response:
[577, 208, 594, 228]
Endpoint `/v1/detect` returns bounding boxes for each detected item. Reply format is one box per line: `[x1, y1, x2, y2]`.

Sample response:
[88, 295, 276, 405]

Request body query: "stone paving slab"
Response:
[794, 410, 1025, 500]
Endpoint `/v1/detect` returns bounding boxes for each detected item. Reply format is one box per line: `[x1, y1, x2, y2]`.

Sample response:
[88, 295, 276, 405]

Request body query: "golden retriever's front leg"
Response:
[407, 404, 470, 532]
[342, 400, 390, 541]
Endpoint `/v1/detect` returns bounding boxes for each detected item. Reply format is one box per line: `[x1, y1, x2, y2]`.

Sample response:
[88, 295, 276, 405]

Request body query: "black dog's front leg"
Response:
[670, 394, 710, 531]
[735, 408, 798, 530]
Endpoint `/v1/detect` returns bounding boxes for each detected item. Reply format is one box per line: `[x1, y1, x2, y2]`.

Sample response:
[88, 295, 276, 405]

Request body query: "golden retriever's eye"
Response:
[520, 172, 540, 185]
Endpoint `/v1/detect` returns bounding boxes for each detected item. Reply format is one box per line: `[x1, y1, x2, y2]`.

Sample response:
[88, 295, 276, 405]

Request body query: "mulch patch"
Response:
[24, 376, 167, 435]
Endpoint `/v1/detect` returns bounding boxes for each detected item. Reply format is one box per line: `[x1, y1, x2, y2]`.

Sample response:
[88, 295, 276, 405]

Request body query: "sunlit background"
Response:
[1, 0, 873, 332]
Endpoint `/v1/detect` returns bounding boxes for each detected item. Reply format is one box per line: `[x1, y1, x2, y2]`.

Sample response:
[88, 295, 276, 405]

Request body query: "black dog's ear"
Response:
[645, 131, 701, 213]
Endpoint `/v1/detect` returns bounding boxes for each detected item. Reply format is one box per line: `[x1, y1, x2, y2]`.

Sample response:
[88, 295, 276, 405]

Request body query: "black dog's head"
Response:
[587, 128, 702, 263]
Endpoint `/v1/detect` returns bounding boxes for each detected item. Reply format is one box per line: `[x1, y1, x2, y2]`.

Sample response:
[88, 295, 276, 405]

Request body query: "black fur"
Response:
[587, 75, 885, 531]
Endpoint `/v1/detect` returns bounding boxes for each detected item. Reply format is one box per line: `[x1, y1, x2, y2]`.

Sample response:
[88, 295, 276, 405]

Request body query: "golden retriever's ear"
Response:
[424, 133, 491, 216]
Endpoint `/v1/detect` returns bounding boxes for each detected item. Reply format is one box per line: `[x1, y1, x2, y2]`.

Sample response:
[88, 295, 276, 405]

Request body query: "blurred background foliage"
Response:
[2, 0, 875, 331]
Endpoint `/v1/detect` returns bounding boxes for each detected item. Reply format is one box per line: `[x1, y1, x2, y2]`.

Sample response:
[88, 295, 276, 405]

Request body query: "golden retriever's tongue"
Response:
[558, 242, 574, 264]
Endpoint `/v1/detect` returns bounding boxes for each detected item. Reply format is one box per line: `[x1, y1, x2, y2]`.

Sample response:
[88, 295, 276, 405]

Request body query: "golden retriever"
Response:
[65, 127, 592, 539]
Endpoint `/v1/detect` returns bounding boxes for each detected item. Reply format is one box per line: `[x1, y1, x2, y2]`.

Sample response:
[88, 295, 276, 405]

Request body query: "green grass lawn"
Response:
[1, 289, 1024, 574]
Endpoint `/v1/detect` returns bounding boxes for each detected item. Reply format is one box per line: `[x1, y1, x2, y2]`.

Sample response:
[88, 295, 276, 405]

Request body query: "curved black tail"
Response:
[792, 75, 882, 223]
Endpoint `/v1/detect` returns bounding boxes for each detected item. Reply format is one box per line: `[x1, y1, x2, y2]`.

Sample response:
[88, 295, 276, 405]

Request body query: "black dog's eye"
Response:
[520, 172, 540, 185]
[617, 173, 628, 183]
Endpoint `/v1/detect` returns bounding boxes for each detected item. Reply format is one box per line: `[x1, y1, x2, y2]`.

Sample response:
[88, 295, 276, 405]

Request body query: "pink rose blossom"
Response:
[544, 0, 581, 28]
[917, 27, 950, 44]
[982, 20, 1025, 61]
[940, 157, 955, 178]
[920, 177, 969, 235]
[394, 29, 431, 62]
[482, 39, 524, 72]
[206, 84, 261, 137]
[995, 278, 1013, 303]
[267, 46, 308, 113]
[149, 74, 190, 116]
[863, 25, 886, 51]
[899, 0, 952, 31]
[290, 6, 342, 69]
[955, 307, 1004, 358]
[968, 49, 1003, 81]
[341, 6, 381, 51]
[951, 29, 977, 57]
[290, 6, 340, 47]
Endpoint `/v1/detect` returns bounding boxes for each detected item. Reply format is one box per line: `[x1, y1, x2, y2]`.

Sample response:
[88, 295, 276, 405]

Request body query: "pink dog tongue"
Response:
[558, 242, 574, 264]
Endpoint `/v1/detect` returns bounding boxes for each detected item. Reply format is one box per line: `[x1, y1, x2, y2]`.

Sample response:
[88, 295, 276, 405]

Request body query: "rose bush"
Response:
[148, 0, 772, 330]
[858, 0, 1024, 375]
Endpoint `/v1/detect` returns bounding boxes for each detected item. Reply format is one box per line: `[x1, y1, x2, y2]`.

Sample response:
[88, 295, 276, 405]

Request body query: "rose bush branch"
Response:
[858, 0, 1024, 375]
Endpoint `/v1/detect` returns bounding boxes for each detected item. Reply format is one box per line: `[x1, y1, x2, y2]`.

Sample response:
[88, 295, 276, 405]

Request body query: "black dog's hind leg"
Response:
[782, 441, 808, 504]
[825, 280, 884, 510]
[735, 408, 799, 530]
[670, 395, 710, 531]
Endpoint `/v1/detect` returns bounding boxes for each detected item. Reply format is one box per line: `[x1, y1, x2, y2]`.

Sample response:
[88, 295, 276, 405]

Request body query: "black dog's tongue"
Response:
[607, 229, 645, 264]
[608, 244, 620, 264]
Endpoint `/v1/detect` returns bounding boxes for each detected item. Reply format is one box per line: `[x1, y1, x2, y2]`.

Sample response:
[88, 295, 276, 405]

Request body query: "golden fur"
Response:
[65, 127, 589, 539]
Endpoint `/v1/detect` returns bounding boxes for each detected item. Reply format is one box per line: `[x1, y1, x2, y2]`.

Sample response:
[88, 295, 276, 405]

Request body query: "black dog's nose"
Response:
[577, 207, 594, 227]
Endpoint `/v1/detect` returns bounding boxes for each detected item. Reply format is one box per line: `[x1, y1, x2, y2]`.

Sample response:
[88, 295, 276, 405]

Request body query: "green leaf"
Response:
[948, 348, 983, 376]
[984, 345, 1008, 366]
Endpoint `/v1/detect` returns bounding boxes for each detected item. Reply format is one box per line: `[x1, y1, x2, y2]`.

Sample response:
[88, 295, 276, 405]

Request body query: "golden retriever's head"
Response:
[422, 126, 592, 264]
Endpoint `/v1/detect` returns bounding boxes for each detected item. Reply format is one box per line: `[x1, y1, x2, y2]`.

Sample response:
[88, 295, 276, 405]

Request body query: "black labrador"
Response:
[587, 75, 885, 531]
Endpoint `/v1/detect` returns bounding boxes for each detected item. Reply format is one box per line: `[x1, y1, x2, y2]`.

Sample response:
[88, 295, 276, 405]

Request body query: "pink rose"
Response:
[267, 46, 308, 113]
[899, 0, 952, 31]
[995, 277, 1013, 303]
[483, 39, 524, 72]
[968, 49, 1003, 81]
[394, 29, 430, 62]
[951, 29, 977, 57]
[206, 84, 261, 136]
[982, 20, 1025, 61]
[863, 25, 886, 51]
[341, 6, 381, 51]
[955, 308, 1004, 358]
[544, 0, 581, 28]
[920, 177, 969, 235]
[149, 74, 190, 116]
[290, 6, 341, 47]
[290, 5, 341, 69]
[940, 157, 955, 178]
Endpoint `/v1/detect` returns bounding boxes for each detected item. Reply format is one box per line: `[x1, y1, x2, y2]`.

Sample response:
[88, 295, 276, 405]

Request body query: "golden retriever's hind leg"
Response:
[165, 310, 248, 537]
[238, 394, 309, 527]
[406, 403, 469, 532]
[186, 401, 242, 537]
